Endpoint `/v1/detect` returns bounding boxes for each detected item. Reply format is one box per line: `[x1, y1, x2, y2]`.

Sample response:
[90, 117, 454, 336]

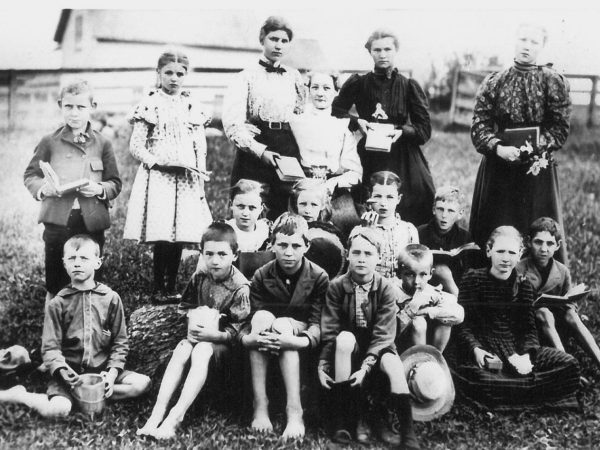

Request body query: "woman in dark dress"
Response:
[453, 226, 580, 411]
[470, 23, 571, 263]
[222, 16, 305, 220]
[332, 29, 435, 227]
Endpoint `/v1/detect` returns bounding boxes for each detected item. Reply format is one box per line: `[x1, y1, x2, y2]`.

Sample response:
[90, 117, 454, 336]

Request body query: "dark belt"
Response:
[254, 120, 291, 131]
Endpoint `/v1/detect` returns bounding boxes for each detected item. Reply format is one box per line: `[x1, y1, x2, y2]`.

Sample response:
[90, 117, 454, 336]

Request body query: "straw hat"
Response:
[400, 345, 455, 421]
[0, 345, 31, 372]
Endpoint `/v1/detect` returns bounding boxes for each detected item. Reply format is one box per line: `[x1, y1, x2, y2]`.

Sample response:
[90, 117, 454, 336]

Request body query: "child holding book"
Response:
[0, 235, 150, 416]
[123, 50, 212, 300]
[362, 171, 418, 278]
[23, 80, 122, 302]
[517, 217, 600, 367]
[227, 179, 271, 252]
[418, 186, 473, 296]
[138, 222, 250, 439]
[394, 244, 464, 353]
[240, 213, 329, 439]
[318, 226, 419, 449]
[454, 226, 580, 410]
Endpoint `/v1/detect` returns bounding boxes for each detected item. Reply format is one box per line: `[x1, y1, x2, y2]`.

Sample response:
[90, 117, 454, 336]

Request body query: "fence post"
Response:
[449, 67, 460, 125]
[588, 75, 597, 128]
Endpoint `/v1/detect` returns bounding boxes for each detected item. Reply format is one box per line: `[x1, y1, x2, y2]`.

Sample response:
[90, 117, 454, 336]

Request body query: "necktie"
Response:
[259, 59, 286, 74]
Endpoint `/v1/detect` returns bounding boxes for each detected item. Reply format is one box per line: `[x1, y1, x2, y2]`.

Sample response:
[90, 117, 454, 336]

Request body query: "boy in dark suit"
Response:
[240, 213, 329, 440]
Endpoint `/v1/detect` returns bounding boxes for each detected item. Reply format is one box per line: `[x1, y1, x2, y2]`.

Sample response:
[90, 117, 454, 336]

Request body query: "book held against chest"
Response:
[499, 126, 540, 150]
[39, 161, 89, 196]
[274, 155, 306, 182]
[365, 123, 395, 152]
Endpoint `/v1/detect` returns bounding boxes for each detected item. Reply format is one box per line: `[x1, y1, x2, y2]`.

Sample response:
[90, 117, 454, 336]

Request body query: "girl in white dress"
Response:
[124, 50, 212, 298]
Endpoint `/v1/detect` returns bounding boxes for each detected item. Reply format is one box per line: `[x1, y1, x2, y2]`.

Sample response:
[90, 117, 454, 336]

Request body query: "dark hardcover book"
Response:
[274, 156, 305, 182]
[499, 126, 540, 150]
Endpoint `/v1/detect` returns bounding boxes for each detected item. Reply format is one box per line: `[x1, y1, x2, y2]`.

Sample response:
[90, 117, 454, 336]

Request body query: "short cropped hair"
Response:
[369, 171, 402, 194]
[156, 49, 190, 72]
[486, 226, 523, 252]
[58, 79, 94, 104]
[271, 212, 310, 245]
[434, 186, 465, 207]
[64, 234, 100, 257]
[259, 16, 293, 43]
[364, 28, 400, 51]
[200, 221, 239, 253]
[229, 179, 266, 203]
[347, 226, 383, 255]
[288, 178, 332, 222]
[398, 243, 433, 270]
[527, 217, 562, 242]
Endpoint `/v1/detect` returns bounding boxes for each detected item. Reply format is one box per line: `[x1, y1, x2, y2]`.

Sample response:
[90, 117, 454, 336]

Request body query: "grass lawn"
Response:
[1, 117, 600, 449]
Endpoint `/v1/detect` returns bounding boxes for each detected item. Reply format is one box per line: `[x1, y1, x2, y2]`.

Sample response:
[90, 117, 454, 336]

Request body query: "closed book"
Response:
[534, 283, 591, 307]
[39, 161, 89, 195]
[274, 155, 305, 182]
[365, 123, 394, 152]
[499, 126, 540, 150]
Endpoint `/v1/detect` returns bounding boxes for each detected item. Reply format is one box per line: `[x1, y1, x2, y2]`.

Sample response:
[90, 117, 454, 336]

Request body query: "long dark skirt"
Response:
[469, 155, 568, 264]
[451, 346, 580, 411]
[357, 137, 435, 227]
[230, 124, 300, 221]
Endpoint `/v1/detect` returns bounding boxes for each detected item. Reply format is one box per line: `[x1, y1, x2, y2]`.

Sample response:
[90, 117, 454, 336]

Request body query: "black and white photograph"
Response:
[1, 1, 599, 448]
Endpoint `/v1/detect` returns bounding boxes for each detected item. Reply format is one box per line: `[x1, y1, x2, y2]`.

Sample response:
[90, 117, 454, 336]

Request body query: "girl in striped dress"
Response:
[453, 226, 580, 410]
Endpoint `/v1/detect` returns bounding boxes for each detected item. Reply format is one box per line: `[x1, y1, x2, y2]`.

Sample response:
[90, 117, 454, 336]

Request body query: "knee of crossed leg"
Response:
[132, 374, 152, 397]
[535, 307, 555, 326]
[336, 331, 356, 354]
[251, 310, 276, 333]
[412, 315, 428, 335]
[271, 317, 294, 336]
[43, 396, 72, 417]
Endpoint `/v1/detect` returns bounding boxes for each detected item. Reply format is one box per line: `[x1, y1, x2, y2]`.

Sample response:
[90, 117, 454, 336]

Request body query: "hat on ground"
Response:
[0, 345, 31, 372]
[400, 344, 455, 421]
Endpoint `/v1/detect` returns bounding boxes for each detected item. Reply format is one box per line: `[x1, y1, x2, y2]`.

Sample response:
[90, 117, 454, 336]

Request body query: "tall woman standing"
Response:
[332, 29, 434, 227]
[469, 23, 571, 263]
[223, 16, 306, 220]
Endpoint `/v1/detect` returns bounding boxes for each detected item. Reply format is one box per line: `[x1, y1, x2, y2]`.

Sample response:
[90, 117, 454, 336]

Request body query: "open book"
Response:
[499, 126, 540, 150]
[534, 283, 591, 307]
[39, 161, 89, 196]
[274, 155, 305, 182]
[431, 242, 481, 265]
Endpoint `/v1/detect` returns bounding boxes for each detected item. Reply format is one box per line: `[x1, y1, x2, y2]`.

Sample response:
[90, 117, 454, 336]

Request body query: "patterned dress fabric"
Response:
[469, 64, 571, 263]
[123, 89, 212, 243]
[452, 268, 580, 410]
[374, 215, 419, 278]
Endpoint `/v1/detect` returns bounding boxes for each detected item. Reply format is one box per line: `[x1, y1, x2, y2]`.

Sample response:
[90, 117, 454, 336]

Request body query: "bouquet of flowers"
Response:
[520, 140, 552, 176]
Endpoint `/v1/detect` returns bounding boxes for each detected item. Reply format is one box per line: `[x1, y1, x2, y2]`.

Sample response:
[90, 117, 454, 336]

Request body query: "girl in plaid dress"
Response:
[453, 226, 580, 410]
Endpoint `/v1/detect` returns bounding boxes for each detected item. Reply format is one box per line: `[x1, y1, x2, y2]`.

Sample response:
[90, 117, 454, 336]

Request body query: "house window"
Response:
[75, 15, 83, 50]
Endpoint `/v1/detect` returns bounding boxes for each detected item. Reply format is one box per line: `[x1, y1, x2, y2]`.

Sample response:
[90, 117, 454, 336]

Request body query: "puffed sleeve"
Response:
[222, 70, 268, 159]
[293, 69, 307, 115]
[332, 74, 362, 123]
[539, 69, 571, 152]
[336, 125, 362, 187]
[471, 72, 503, 156]
[401, 78, 431, 145]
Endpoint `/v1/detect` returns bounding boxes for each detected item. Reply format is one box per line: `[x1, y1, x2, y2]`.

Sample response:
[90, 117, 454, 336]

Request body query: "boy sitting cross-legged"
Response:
[240, 213, 329, 440]
[0, 235, 149, 416]
[318, 226, 420, 450]
[517, 217, 600, 368]
[394, 244, 464, 353]
[137, 222, 251, 439]
[417, 186, 472, 296]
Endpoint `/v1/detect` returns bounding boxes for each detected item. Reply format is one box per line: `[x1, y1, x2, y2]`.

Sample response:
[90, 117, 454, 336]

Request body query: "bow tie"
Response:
[73, 132, 89, 144]
[259, 59, 286, 74]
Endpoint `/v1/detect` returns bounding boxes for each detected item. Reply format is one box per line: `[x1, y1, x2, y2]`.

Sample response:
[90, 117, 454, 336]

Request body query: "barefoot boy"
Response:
[318, 226, 420, 449]
[517, 217, 600, 367]
[395, 244, 464, 353]
[240, 213, 328, 439]
[138, 222, 250, 439]
[417, 186, 471, 296]
[0, 235, 149, 416]
[24, 80, 121, 303]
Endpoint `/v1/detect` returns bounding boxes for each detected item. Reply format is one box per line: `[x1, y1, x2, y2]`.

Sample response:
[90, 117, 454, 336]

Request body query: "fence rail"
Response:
[450, 69, 599, 128]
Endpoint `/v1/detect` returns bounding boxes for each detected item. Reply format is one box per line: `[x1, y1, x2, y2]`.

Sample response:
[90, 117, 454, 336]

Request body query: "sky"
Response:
[1, 2, 600, 80]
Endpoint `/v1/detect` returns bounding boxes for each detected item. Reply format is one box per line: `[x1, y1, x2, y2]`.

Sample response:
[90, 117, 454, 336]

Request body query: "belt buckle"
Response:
[269, 121, 282, 130]
[309, 165, 329, 181]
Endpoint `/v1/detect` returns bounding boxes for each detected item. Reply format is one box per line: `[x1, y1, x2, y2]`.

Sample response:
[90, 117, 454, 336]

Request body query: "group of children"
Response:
[3, 45, 598, 450]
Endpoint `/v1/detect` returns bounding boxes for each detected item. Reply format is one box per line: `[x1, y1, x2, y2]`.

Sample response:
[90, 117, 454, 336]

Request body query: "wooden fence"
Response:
[449, 69, 599, 128]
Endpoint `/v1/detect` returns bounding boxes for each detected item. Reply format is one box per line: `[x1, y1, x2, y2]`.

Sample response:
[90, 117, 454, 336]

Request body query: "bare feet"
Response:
[136, 407, 166, 436]
[251, 405, 273, 432]
[152, 418, 179, 440]
[282, 405, 305, 440]
[0, 385, 26, 402]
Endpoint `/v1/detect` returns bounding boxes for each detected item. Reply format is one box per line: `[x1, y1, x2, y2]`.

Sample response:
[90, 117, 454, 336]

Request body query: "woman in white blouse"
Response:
[222, 16, 305, 220]
[290, 72, 362, 194]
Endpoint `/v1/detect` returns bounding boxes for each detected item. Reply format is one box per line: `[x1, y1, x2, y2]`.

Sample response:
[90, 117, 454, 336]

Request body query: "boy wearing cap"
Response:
[318, 226, 420, 449]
